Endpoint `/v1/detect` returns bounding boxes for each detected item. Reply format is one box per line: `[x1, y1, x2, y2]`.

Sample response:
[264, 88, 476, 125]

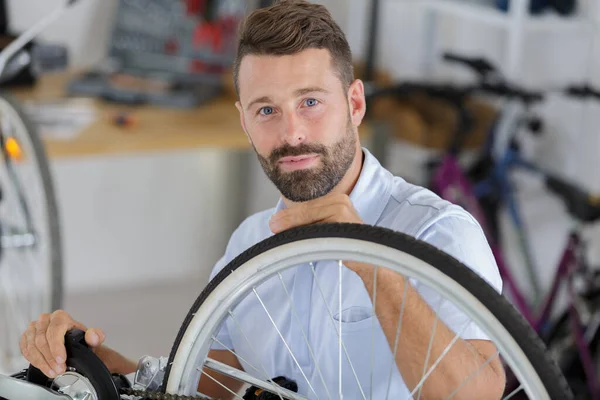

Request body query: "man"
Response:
[20, 1, 505, 398]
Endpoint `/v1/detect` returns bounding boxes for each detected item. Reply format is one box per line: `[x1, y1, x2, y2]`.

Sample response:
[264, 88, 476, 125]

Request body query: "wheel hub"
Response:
[52, 371, 97, 400]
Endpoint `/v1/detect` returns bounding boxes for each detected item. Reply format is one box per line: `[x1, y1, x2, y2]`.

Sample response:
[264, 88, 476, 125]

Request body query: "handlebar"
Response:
[564, 84, 600, 101]
[364, 63, 545, 156]
[442, 52, 498, 80]
[365, 51, 598, 156]
[441, 52, 600, 104]
[479, 82, 544, 104]
[366, 80, 544, 106]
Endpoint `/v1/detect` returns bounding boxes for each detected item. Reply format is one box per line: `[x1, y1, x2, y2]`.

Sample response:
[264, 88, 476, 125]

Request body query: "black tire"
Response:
[0, 90, 62, 310]
[163, 223, 573, 399]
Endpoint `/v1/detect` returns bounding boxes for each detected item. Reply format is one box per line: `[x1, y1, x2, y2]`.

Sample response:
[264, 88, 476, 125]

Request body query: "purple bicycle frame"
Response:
[433, 153, 600, 399]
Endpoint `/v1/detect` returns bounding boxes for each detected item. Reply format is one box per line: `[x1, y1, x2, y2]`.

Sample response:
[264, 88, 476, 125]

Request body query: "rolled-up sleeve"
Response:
[413, 210, 503, 341]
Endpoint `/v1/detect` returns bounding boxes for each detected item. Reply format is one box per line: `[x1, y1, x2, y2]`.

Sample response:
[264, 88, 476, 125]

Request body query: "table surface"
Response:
[9, 71, 373, 159]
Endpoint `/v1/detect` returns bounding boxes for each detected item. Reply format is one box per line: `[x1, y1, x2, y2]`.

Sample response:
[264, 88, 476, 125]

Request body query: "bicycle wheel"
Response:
[0, 91, 62, 374]
[544, 288, 600, 399]
[163, 223, 571, 399]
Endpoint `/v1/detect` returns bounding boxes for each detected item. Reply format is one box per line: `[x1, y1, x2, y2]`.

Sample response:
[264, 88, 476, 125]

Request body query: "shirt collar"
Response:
[272, 147, 392, 226]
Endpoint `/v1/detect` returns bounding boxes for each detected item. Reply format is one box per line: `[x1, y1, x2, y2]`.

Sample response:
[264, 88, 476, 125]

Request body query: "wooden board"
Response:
[9, 71, 373, 159]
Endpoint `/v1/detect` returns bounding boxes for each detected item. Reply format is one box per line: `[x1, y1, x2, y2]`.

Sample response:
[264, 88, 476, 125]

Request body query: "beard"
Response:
[256, 118, 357, 202]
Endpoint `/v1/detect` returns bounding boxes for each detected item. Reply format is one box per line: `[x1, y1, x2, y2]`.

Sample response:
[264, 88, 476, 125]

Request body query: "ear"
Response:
[235, 101, 252, 144]
[347, 79, 366, 127]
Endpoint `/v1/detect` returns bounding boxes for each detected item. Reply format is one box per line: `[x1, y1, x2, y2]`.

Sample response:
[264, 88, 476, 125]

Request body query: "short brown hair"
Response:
[233, 0, 354, 96]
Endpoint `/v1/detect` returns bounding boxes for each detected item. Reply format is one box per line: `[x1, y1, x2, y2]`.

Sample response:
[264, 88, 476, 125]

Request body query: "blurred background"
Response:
[1, 0, 600, 395]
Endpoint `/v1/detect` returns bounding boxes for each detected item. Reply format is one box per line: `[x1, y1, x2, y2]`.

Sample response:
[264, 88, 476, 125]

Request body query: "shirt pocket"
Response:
[333, 306, 375, 333]
[327, 306, 381, 398]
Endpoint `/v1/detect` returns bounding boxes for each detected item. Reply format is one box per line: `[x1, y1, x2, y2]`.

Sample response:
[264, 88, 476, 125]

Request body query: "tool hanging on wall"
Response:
[67, 0, 249, 108]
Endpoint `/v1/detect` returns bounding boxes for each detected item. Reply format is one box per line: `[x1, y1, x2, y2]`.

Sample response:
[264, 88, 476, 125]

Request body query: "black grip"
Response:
[64, 328, 89, 350]
[442, 52, 497, 78]
[26, 329, 121, 399]
[479, 82, 544, 104]
[68, 0, 81, 6]
[365, 82, 470, 104]
[25, 329, 90, 384]
[565, 84, 600, 101]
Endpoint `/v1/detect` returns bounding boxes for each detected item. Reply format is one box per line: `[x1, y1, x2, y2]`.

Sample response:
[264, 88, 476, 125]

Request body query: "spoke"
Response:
[502, 384, 524, 400]
[338, 260, 342, 400]
[0, 252, 26, 310]
[5, 159, 33, 231]
[252, 287, 320, 399]
[24, 250, 46, 317]
[9, 247, 44, 320]
[1, 233, 36, 249]
[203, 358, 309, 400]
[276, 272, 332, 400]
[385, 278, 409, 399]
[416, 297, 444, 400]
[310, 263, 367, 400]
[1, 165, 48, 320]
[200, 369, 245, 400]
[444, 350, 500, 399]
[410, 321, 470, 397]
[0, 259, 29, 330]
[0, 269, 29, 363]
[0, 290, 20, 366]
[228, 310, 285, 400]
[210, 336, 264, 378]
[370, 266, 378, 400]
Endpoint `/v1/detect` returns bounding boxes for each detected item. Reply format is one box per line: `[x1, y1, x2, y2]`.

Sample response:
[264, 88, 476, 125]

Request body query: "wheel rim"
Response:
[166, 235, 558, 399]
[0, 95, 54, 374]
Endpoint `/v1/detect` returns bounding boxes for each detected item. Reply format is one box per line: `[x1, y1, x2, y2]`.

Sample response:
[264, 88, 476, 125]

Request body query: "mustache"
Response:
[269, 143, 328, 163]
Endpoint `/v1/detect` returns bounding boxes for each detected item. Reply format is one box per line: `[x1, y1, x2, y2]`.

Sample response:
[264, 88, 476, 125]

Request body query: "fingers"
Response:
[269, 194, 360, 233]
[84, 328, 105, 348]
[270, 203, 336, 233]
[46, 310, 82, 371]
[20, 310, 91, 378]
[21, 320, 55, 378]
[35, 314, 63, 376]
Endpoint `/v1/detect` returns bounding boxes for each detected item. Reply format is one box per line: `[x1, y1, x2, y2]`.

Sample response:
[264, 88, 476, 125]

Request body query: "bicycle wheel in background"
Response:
[163, 224, 572, 399]
[0, 91, 62, 374]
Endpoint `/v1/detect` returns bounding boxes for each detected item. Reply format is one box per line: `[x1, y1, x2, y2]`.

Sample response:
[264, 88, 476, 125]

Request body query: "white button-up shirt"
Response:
[208, 148, 502, 398]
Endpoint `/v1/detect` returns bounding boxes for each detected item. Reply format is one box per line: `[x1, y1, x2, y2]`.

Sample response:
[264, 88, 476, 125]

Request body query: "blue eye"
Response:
[305, 98, 318, 107]
[259, 107, 274, 116]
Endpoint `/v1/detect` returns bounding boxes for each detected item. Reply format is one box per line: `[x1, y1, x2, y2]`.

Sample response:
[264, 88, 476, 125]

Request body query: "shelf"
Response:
[421, 0, 593, 33]
[525, 12, 594, 33]
[422, 0, 509, 28]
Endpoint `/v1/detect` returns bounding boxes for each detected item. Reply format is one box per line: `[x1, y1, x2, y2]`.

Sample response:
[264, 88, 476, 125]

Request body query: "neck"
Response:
[282, 145, 364, 208]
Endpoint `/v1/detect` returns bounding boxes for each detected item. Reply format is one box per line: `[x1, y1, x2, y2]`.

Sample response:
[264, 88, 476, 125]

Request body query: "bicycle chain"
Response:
[119, 387, 214, 400]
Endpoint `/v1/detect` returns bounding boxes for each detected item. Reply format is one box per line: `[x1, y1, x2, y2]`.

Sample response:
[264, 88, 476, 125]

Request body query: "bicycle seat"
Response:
[545, 175, 600, 223]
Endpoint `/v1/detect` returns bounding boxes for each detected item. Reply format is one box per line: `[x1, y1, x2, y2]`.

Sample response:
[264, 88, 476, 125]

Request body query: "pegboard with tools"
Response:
[68, 0, 248, 108]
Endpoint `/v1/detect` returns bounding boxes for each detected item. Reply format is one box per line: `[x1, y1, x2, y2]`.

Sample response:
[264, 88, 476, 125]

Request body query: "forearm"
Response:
[94, 345, 138, 375]
[350, 263, 504, 399]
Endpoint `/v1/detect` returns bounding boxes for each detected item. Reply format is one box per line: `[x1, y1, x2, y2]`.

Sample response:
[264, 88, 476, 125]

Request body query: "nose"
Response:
[280, 112, 306, 146]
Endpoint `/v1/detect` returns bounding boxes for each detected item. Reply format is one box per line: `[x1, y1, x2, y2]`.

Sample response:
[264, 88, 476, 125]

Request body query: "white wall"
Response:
[52, 149, 249, 294]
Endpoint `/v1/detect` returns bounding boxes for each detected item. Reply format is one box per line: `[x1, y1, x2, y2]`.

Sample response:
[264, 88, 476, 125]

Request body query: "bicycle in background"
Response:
[366, 55, 600, 398]
[0, 0, 77, 374]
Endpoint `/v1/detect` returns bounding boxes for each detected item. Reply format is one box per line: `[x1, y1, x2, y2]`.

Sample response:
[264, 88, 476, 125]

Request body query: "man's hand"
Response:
[269, 193, 362, 234]
[20, 310, 106, 378]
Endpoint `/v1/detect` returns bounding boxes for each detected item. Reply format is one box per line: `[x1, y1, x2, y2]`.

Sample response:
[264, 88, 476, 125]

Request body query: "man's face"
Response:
[236, 48, 362, 202]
